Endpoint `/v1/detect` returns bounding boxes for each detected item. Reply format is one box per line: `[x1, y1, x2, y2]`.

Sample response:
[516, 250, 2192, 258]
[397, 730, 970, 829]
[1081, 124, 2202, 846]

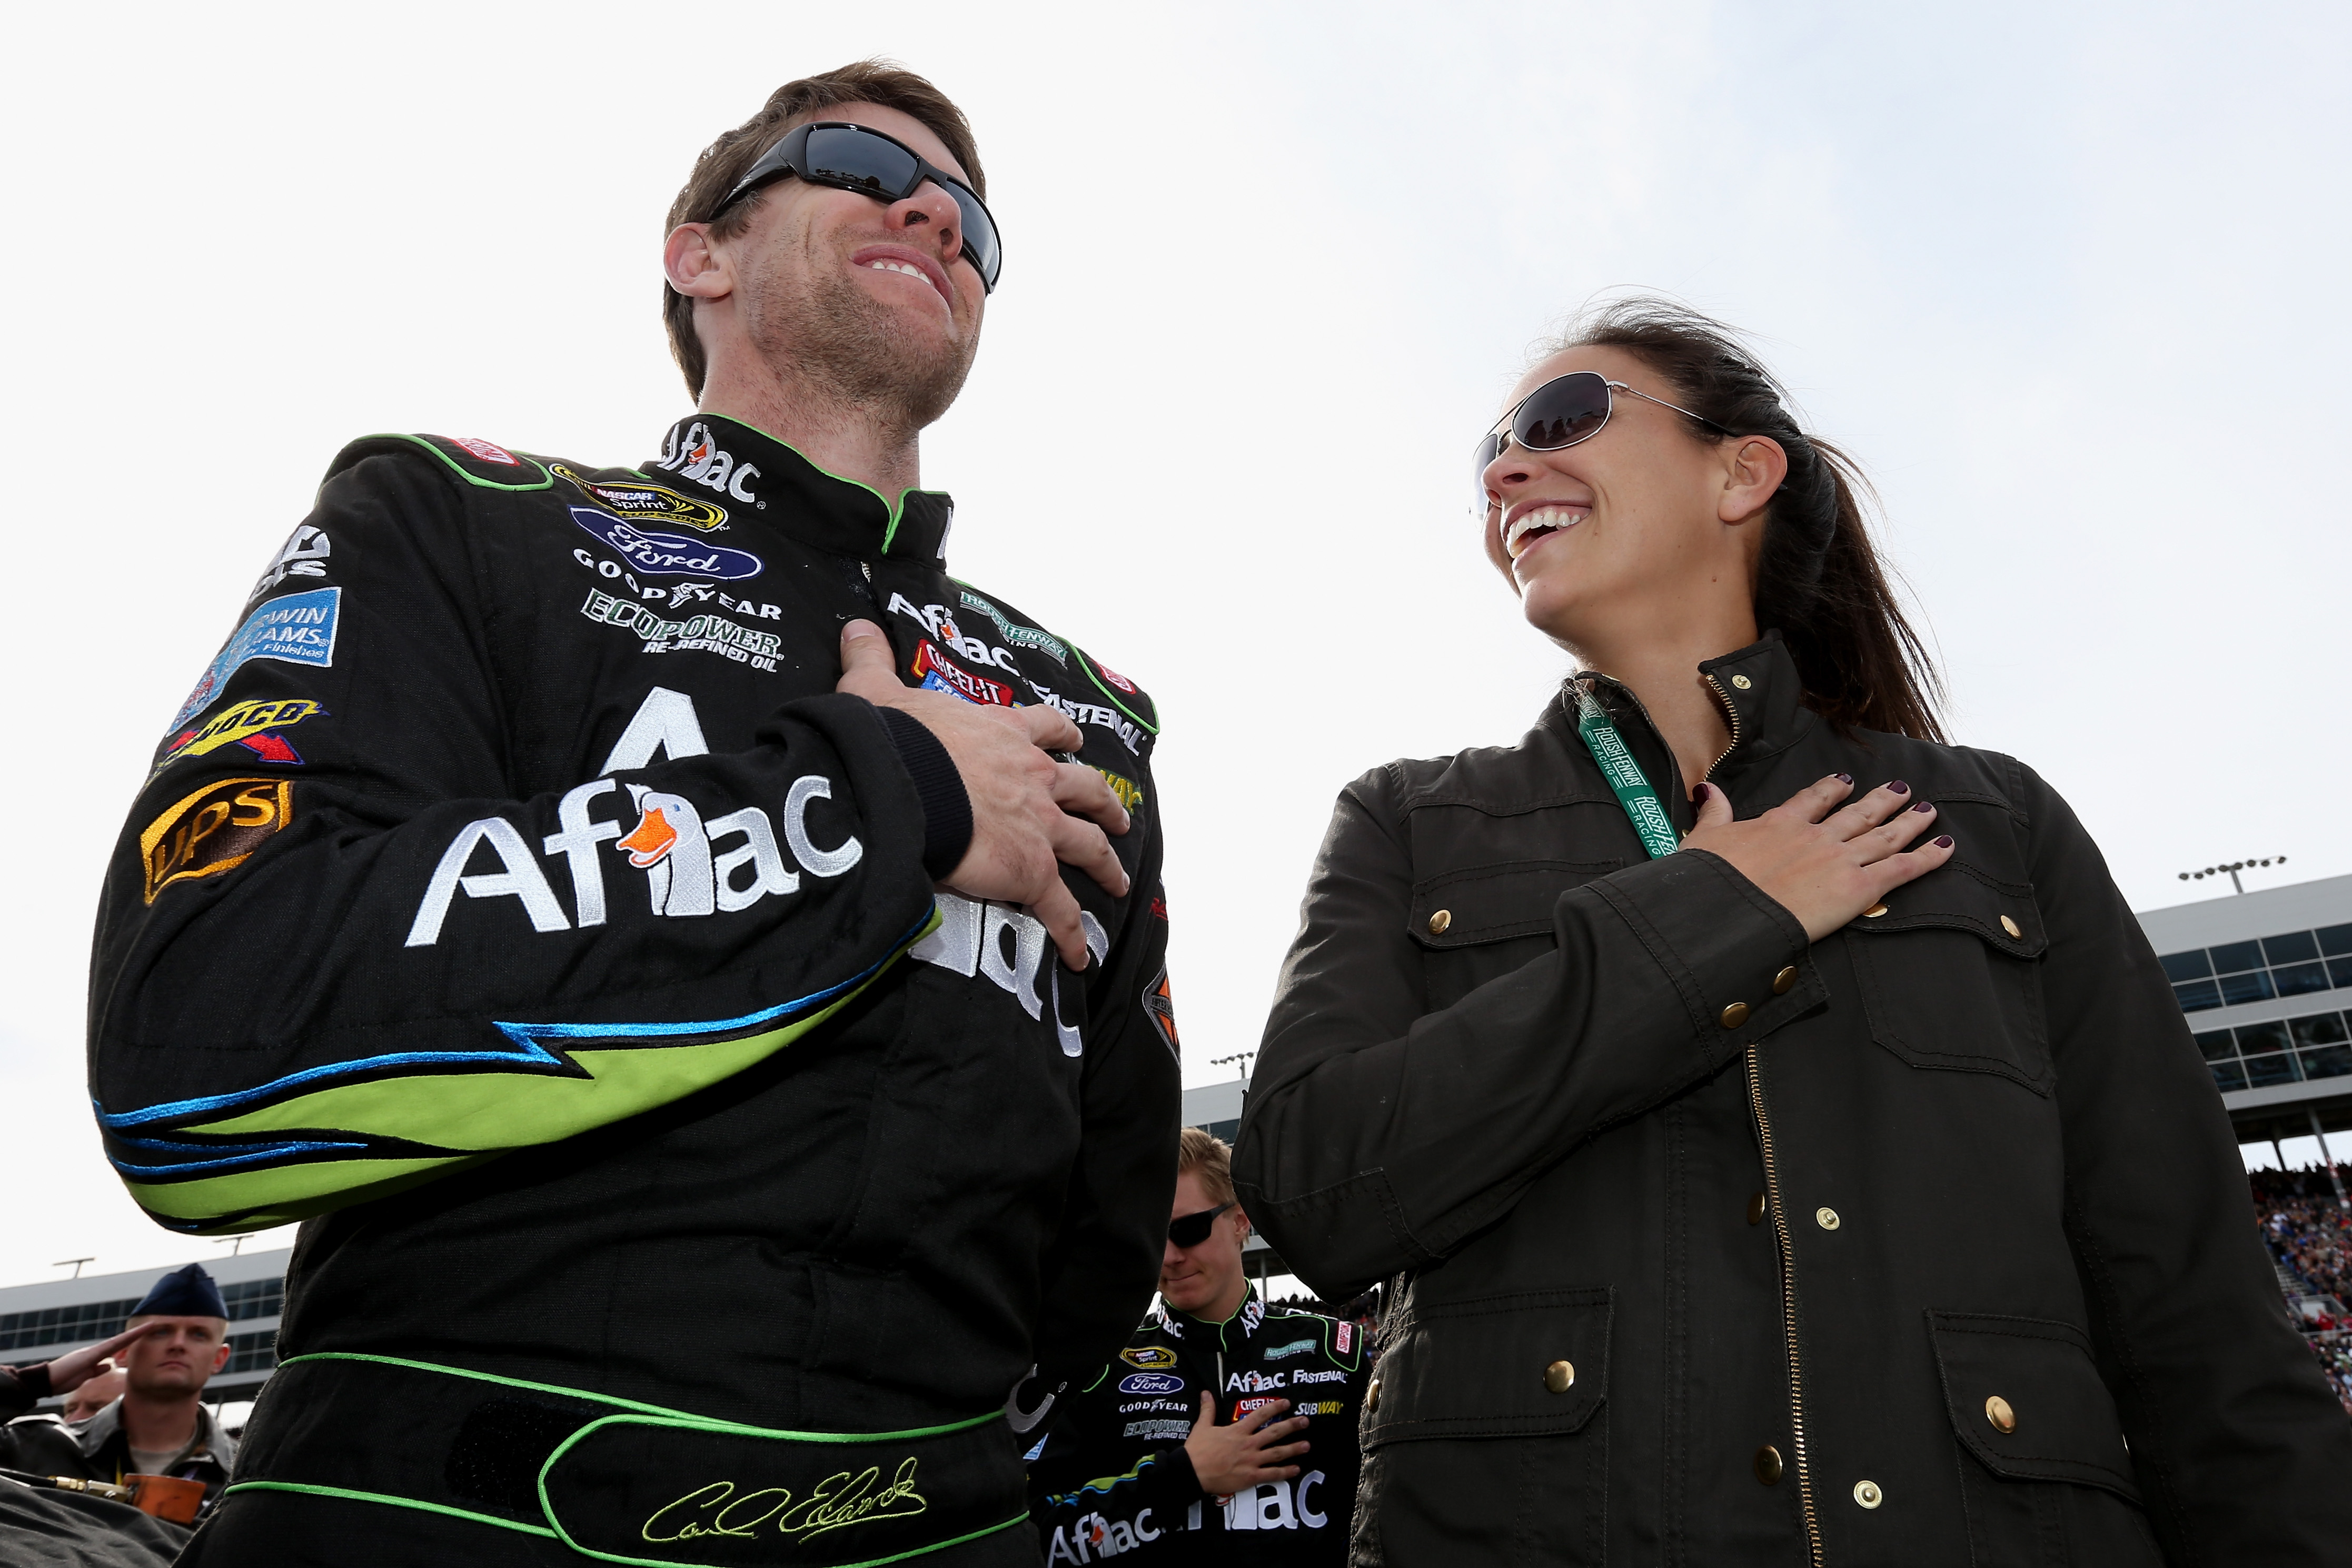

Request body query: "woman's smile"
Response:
[1503, 501, 1592, 560]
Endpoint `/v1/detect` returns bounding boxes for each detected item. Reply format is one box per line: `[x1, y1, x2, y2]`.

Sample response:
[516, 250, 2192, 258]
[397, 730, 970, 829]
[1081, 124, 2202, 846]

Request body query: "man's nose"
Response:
[1162, 1239, 1185, 1268]
[888, 183, 964, 261]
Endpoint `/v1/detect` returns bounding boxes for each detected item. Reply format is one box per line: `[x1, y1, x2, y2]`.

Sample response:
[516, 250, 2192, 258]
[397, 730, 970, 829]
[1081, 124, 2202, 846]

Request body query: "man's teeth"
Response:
[1505, 506, 1587, 558]
[868, 260, 927, 280]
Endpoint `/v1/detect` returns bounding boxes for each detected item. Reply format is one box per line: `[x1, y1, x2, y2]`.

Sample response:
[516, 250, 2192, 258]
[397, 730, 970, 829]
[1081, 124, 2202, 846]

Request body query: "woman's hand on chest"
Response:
[1683, 773, 1952, 941]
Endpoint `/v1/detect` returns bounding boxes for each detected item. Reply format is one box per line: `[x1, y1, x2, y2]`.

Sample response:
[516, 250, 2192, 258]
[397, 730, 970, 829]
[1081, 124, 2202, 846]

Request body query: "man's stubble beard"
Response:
[745, 239, 980, 446]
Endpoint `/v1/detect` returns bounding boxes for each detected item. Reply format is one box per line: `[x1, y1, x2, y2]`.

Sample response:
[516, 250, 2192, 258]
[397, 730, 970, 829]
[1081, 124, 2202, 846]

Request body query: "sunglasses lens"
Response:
[939, 186, 1001, 289]
[1168, 1209, 1214, 1247]
[1471, 432, 1506, 512]
[1515, 372, 1611, 450]
[803, 125, 921, 199]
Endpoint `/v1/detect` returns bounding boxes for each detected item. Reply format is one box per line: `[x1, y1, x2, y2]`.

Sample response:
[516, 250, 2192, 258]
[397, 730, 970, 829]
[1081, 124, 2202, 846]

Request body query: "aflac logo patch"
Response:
[652, 420, 761, 502]
[1119, 1373, 1184, 1395]
[572, 509, 762, 581]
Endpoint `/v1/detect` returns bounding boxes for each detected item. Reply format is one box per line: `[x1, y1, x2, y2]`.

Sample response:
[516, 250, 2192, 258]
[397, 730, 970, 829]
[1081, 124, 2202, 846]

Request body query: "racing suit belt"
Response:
[228, 1353, 1028, 1566]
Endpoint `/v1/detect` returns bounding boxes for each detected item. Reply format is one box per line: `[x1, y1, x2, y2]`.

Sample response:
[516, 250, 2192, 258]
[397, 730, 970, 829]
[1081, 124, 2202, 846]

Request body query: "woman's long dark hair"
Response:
[1542, 298, 1947, 742]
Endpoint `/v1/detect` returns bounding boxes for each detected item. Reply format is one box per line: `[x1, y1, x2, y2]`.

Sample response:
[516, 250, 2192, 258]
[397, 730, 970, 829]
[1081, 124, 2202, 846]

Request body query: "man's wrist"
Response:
[875, 706, 973, 879]
[15, 1362, 53, 1398]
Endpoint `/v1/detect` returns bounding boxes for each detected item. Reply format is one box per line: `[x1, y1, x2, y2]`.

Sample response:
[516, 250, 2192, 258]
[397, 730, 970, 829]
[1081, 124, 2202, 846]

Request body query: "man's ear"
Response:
[1718, 435, 1789, 528]
[664, 223, 732, 302]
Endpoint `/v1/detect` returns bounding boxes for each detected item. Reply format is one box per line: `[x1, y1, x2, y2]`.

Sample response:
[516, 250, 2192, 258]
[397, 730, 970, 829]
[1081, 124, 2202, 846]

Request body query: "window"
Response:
[220, 1279, 282, 1323]
[2159, 926, 2352, 1016]
[1194, 1119, 1239, 1144]
[225, 1329, 277, 1375]
[0, 1298, 142, 1354]
[2199, 1009, 2352, 1094]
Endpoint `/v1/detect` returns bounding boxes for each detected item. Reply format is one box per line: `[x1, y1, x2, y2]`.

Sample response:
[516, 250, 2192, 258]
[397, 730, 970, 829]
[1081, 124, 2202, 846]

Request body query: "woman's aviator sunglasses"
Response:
[1471, 371, 1731, 513]
[718, 121, 1003, 293]
[1167, 1202, 1233, 1249]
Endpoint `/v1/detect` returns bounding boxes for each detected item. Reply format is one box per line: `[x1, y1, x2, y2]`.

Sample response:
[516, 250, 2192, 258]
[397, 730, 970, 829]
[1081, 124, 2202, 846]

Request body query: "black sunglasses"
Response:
[1472, 370, 1731, 513]
[717, 121, 1001, 293]
[1167, 1202, 1233, 1249]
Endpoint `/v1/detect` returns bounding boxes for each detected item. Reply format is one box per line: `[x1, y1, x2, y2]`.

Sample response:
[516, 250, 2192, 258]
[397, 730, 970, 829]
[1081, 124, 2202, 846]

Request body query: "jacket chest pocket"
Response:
[1408, 859, 1624, 1012]
[1846, 866, 2052, 1094]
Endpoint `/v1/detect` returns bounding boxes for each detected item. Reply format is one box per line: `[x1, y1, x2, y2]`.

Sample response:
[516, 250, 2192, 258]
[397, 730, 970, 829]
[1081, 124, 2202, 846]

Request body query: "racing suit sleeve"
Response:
[1027, 1374, 1204, 1557]
[2016, 761, 2352, 1560]
[88, 449, 945, 1235]
[1030, 807, 1180, 1388]
[1233, 767, 1810, 1299]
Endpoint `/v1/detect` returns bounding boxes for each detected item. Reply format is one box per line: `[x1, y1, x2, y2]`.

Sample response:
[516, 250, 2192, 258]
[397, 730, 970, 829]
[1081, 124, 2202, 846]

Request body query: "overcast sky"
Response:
[3, 1, 2347, 1287]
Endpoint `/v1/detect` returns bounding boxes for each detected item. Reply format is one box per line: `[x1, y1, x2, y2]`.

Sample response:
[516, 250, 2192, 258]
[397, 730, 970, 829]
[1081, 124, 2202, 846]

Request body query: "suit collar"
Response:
[644, 413, 954, 566]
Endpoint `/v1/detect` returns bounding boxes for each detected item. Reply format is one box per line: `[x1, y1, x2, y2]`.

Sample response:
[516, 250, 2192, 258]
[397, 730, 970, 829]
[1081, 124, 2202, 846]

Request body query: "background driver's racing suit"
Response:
[1027, 1289, 1368, 1563]
[87, 415, 1179, 1563]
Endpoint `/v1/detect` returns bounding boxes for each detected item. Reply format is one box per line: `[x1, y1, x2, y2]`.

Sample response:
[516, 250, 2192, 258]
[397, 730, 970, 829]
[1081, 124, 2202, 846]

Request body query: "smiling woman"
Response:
[1234, 299, 2352, 1565]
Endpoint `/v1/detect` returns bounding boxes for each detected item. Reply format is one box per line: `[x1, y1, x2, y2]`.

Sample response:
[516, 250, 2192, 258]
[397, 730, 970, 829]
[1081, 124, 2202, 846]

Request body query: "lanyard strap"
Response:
[1573, 684, 1679, 861]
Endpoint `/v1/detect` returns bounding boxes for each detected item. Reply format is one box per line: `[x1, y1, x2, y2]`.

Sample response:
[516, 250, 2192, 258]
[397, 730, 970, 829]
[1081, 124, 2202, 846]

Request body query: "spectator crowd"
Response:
[2249, 1167, 2352, 1413]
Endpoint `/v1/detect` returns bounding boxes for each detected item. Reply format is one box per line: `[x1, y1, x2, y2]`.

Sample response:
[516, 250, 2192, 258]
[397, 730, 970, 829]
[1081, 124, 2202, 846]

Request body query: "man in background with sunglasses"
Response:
[96, 61, 1178, 1566]
[1026, 1129, 1369, 1563]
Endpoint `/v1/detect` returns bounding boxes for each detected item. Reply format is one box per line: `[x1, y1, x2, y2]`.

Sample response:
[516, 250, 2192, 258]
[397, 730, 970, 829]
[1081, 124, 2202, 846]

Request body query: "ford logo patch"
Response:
[571, 508, 763, 580]
[1119, 1373, 1184, 1395]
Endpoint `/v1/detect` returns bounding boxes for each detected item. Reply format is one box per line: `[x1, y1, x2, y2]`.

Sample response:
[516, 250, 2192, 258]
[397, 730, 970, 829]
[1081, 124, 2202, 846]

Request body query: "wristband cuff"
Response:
[878, 706, 974, 880]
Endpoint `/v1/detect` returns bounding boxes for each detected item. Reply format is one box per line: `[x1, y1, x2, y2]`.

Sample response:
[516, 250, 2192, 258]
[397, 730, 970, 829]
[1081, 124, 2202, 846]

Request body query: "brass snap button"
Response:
[1862, 903, 1889, 919]
[1746, 1192, 1767, 1226]
[1815, 1206, 1840, 1231]
[2000, 915, 2021, 938]
[1720, 1001, 1751, 1029]
[1366, 1377, 1380, 1413]
[1753, 1444, 1784, 1484]
[1853, 1479, 1882, 1509]
[1985, 1394, 2016, 1433]
[1427, 909, 1451, 935]
[1772, 965, 1798, 995]
[1730, 674, 1753, 690]
[1543, 1360, 1575, 1395]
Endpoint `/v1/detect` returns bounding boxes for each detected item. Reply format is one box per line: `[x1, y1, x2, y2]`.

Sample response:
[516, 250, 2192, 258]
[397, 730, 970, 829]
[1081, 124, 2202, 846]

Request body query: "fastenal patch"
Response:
[140, 779, 292, 904]
[155, 699, 326, 773]
[552, 464, 727, 532]
[580, 589, 782, 670]
[171, 588, 341, 730]
[569, 509, 762, 580]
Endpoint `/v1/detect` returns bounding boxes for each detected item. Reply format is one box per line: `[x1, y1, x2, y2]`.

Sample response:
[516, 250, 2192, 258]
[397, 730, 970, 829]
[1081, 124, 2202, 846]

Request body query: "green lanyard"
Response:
[1573, 684, 1680, 861]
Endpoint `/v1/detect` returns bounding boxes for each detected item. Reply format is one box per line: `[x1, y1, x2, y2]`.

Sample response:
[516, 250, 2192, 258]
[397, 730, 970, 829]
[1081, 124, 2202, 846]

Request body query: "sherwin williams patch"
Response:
[172, 588, 341, 730]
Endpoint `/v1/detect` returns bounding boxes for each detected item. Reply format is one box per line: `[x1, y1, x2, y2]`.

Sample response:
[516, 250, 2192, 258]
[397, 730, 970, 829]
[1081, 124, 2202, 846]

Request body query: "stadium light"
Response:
[2177, 856, 2287, 895]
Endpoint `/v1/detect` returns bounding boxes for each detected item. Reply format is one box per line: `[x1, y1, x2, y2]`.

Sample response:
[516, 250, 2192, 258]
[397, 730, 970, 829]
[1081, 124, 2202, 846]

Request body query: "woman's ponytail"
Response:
[1546, 298, 1946, 742]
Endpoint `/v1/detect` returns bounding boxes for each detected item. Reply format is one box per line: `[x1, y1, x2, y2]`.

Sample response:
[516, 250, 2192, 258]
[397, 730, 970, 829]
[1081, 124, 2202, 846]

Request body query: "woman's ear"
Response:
[1719, 436, 1789, 527]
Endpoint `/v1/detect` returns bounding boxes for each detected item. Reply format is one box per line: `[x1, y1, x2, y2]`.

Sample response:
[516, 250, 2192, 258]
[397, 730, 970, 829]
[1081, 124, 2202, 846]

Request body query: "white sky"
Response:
[4, 1, 2348, 1287]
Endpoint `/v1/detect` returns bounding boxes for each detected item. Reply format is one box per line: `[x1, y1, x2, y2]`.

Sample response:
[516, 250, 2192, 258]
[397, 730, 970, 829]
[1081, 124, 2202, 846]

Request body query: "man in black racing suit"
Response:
[1027, 1131, 1368, 1563]
[89, 64, 1179, 1566]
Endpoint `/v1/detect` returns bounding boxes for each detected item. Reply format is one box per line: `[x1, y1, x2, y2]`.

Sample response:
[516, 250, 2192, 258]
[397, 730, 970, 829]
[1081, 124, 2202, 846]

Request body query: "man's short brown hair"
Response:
[662, 61, 986, 399]
[1179, 1127, 1236, 1209]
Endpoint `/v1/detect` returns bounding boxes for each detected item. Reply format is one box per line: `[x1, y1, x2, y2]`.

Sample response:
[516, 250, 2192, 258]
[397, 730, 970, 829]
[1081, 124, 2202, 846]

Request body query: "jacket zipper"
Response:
[1699, 672, 1743, 782]
[1745, 1046, 1822, 1566]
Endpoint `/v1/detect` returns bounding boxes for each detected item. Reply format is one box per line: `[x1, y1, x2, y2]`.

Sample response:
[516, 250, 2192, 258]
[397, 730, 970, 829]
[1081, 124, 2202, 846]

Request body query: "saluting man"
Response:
[91, 61, 1179, 1566]
[1027, 1130, 1369, 1564]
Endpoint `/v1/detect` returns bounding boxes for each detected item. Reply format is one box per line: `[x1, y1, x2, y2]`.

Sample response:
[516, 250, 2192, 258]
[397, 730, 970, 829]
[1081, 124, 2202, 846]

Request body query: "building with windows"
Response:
[0, 1249, 287, 1413]
[2137, 871, 2352, 1167]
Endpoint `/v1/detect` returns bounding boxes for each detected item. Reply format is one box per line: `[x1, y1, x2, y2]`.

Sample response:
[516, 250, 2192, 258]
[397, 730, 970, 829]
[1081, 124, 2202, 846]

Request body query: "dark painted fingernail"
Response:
[1834, 772, 1853, 785]
[1691, 782, 1710, 803]
[1888, 779, 1910, 794]
[1934, 835, 1953, 848]
[1911, 800, 1934, 813]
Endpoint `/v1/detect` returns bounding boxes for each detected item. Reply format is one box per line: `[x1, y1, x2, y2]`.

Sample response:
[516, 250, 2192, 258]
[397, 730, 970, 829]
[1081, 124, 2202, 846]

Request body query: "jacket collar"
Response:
[76, 1396, 236, 1472]
[1157, 1283, 1267, 1350]
[1575, 629, 1817, 778]
[643, 413, 955, 567]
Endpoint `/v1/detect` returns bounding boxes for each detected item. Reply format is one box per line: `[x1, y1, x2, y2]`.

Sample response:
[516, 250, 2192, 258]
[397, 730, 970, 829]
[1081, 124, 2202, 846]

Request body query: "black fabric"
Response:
[0, 1478, 183, 1567]
[3, 1364, 55, 1418]
[877, 705, 974, 879]
[1235, 630, 2352, 1565]
[130, 1265, 225, 1321]
[1027, 1291, 1371, 1564]
[234, 1355, 1028, 1564]
[88, 416, 1178, 1517]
